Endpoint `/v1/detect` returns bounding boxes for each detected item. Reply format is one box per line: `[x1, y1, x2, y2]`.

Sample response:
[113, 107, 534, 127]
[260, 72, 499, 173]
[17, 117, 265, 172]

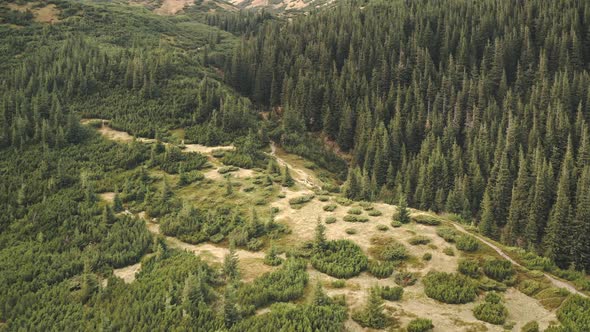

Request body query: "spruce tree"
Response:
[282, 165, 294, 187]
[572, 167, 590, 272]
[479, 190, 496, 238]
[396, 193, 411, 224]
[504, 150, 530, 245]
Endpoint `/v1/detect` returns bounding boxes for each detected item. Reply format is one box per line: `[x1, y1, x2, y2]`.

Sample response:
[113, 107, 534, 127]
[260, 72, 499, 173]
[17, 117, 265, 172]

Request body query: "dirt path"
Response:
[267, 142, 319, 189]
[452, 223, 588, 298]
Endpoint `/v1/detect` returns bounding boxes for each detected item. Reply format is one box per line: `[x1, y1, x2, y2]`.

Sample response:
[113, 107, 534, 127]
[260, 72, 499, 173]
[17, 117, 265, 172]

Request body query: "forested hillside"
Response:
[228, 0, 590, 271]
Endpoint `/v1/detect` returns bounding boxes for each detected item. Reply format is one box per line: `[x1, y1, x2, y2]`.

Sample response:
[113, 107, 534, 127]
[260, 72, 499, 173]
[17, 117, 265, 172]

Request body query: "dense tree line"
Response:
[228, 0, 590, 270]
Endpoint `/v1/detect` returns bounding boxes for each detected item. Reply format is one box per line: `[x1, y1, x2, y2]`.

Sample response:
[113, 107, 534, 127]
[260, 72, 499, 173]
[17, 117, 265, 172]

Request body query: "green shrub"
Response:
[278, 193, 286, 198]
[521, 251, 554, 271]
[343, 215, 369, 222]
[345, 228, 357, 235]
[247, 238, 264, 251]
[423, 272, 477, 304]
[456, 235, 479, 252]
[375, 241, 408, 261]
[210, 233, 224, 243]
[334, 197, 352, 206]
[376, 224, 388, 231]
[477, 277, 508, 292]
[318, 195, 330, 202]
[394, 271, 418, 287]
[359, 201, 373, 210]
[211, 150, 225, 158]
[380, 286, 403, 301]
[407, 318, 434, 332]
[483, 259, 515, 282]
[391, 220, 402, 228]
[555, 295, 590, 331]
[347, 208, 362, 215]
[413, 215, 441, 226]
[368, 209, 382, 216]
[325, 216, 337, 224]
[311, 240, 368, 278]
[367, 260, 395, 278]
[436, 227, 458, 242]
[422, 253, 432, 261]
[408, 235, 431, 245]
[323, 203, 337, 212]
[518, 280, 542, 296]
[521, 321, 539, 332]
[218, 165, 239, 174]
[443, 247, 455, 256]
[331, 279, 346, 288]
[473, 292, 508, 325]
[289, 194, 315, 207]
[458, 259, 480, 278]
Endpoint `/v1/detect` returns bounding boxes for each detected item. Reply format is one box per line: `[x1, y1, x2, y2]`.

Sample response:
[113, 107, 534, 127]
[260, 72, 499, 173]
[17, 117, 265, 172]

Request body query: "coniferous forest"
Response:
[1, 0, 590, 331]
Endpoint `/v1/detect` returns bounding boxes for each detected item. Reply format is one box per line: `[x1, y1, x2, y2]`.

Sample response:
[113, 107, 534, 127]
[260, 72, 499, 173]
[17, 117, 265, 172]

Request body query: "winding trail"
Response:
[452, 223, 588, 298]
[267, 142, 319, 189]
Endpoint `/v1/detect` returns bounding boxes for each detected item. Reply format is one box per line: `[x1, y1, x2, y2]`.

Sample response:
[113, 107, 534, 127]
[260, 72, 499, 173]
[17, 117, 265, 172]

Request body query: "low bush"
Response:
[556, 295, 590, 331]
[391, 220, 402, 228]
[325, 216, 337, 224]
[518, 280, 542, 296]
[218, 165, 239, 174]
[408, 235, 431, 245]
[289, 194, 315, 207]
[456, 235, 479, 252]
[521, 321, 539, 332]
[380, 286, 403, 301]
[458, 259, 480, 278]
[367, 260, 395, 278]
[483, 259, 515, 282]
[407, 318, 434, 332]
[376, 224, 388, 231]
[331, 279, 346, 288]
[311, 240, 368, 278]
[318, 195, 330, 202]
[368, 209, 382, 216]
[413, 215, 442, 226]
[345, 228, 357, 235]
[423, 272, 477, 304]
[334, 197, 352, 206]
[473, 292, 508, 325]
[443, 247, 455, 256]
[436, 227, 458, 242]
[347, 208, 362, 215]
[422, 253, 432, 261]
[477, 277, 508, 292]
[323, 203, 338, 212]
[343, 215, 369, 223]
[374, 240, 409, 261]
[394, 271, 418, 287]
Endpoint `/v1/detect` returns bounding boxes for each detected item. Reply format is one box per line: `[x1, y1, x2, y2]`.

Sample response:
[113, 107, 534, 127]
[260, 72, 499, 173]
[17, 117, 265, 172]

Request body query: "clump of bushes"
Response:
[323, 203, 337, 212]
[347, 207, 362, 215]
[521, 321, 539, 332]
[422, 253, 432, 261]
[318, 195, 330, 202]
[345, 228, 357, 235]
[408, 235, 431, 245]
[288, 194, 315, 207]
[407, 318, 434, 332]
[394, 271, 418, 287]
[380, 286, 403, 301]
[443, 247, 455, 256]
[376, 224, 388, 231]
[391, 220, 402, 228]
[518, 280, 542, 296]
[477, 277, 508, 292]
[325, 216, 337, 224]
[218, 165, 239, 174]
[556, 295, 590, 331]
[311, 240, 368, 278]
[436, 227, 458, 242]
[373, 240, 409, 261]
[331, 279, 346, 288]
[367, 260, 395, 278]
[458, 259, 480, 278]
[455, 235, 479, 252]
[334, 197, 352, 206]
[473, 292, 508, 325]
[368, 210, 382, 216]
[423, 272, 477, 304]
[483, 259, 515, 282]
[343, 215, 369, 223]
[413, 215, 441, 226]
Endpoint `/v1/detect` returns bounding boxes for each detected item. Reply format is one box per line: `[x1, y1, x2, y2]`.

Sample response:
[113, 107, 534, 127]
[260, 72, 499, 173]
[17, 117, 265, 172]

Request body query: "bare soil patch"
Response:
[99, 192, 115, 203]
[113, 262, 142, 283]
[154, 0, 194, 15]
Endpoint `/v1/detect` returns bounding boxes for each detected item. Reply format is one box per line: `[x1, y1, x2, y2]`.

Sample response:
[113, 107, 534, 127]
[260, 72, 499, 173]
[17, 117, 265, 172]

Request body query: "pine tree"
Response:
[312, 280, 331, 306]
[223, 284, 240, 328]
[396, 193, 411, 224]
[223, 245, 240, 282]
[314, 219, 327, 251]
[504, 150, 530, 245]
[282, 165, 294, 187]
[113, 192, 123, 213]
[479, 190, 496, 238]
[572, 167, 590, 272]
[354, 285, 388, 329]
[225, 175, 233, 196]
[543, 155, 573, 269]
